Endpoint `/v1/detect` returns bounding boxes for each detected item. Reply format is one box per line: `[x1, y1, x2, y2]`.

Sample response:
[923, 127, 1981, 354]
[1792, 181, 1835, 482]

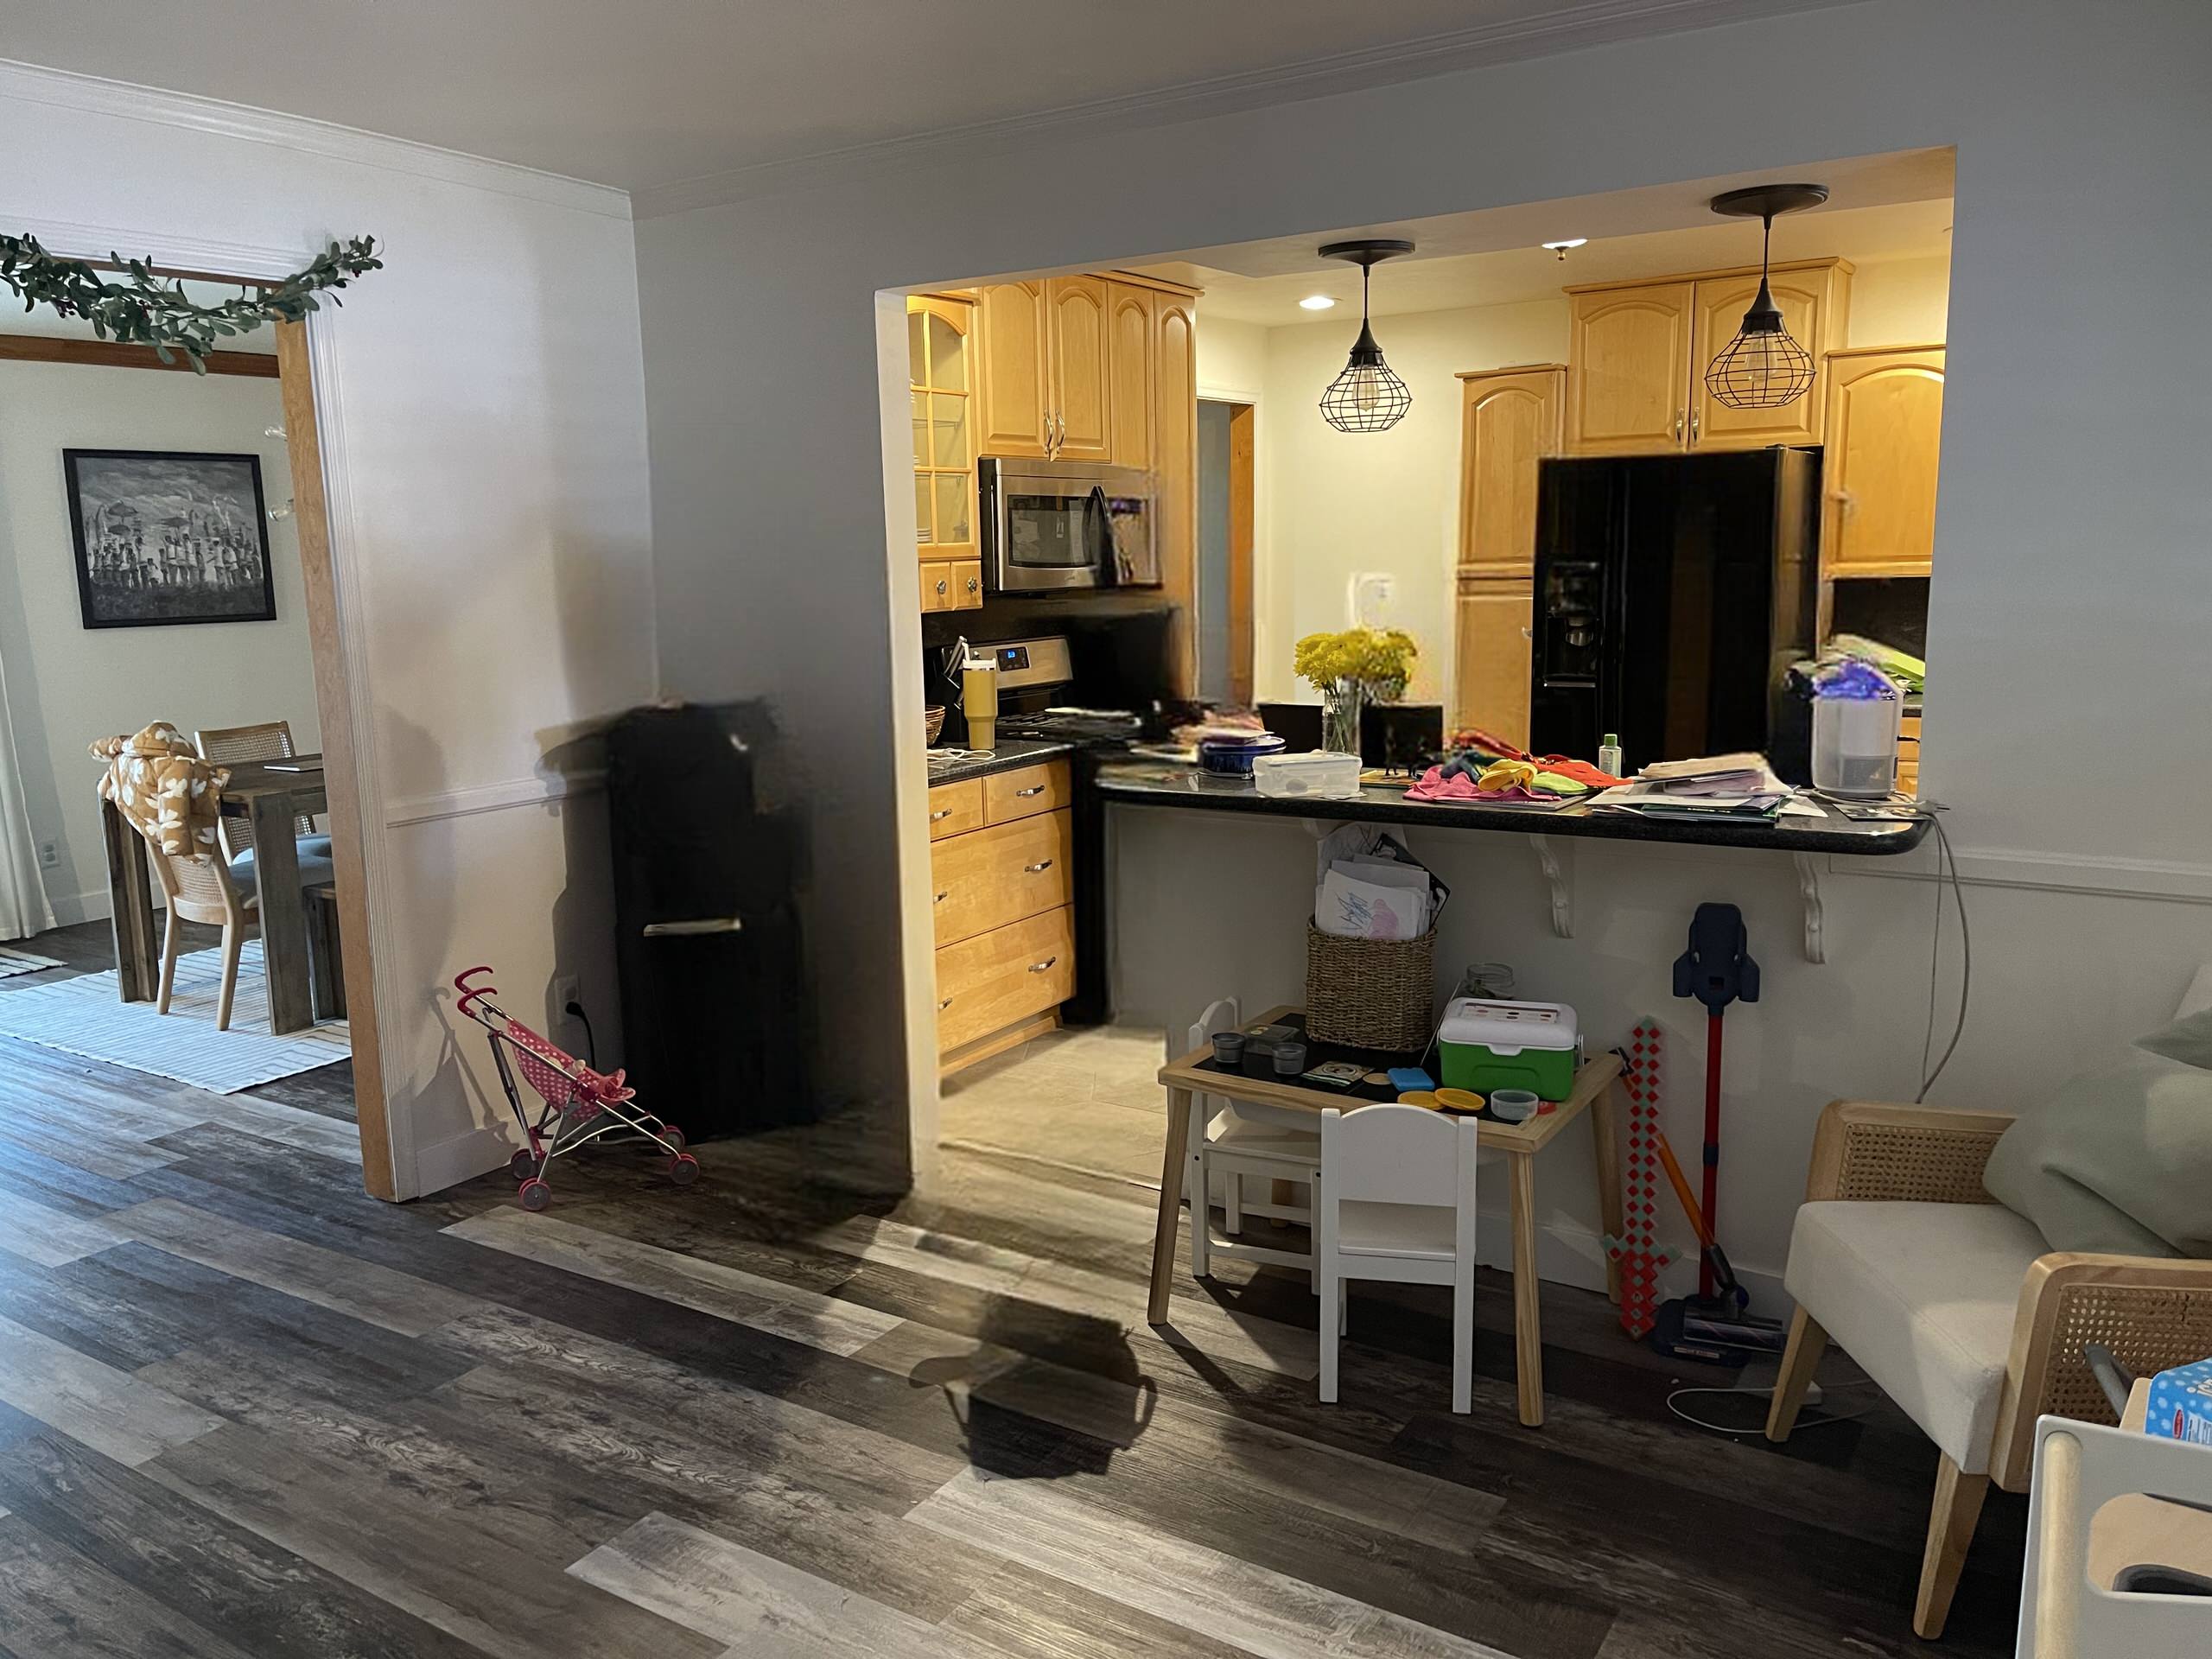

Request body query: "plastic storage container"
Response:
[1253, 750, 1363, 799]
[1810, 662, 1902, 798]
[1437, 997, 1579, 1102]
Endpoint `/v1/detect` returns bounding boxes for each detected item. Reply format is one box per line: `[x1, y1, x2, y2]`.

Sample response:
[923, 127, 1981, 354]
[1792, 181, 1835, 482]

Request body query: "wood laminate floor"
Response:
[0, 996, 2030, 1656]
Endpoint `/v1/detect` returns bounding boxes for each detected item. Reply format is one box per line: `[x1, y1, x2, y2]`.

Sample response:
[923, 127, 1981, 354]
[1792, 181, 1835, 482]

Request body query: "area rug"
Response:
[0, 947, 63, 982]
[0, 938, 349, 1092]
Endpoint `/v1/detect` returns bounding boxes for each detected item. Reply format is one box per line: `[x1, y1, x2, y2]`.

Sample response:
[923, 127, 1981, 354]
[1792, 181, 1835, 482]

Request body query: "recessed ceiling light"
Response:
[1541, 238, 1588, 260]
[1299, 294, 1337, 310]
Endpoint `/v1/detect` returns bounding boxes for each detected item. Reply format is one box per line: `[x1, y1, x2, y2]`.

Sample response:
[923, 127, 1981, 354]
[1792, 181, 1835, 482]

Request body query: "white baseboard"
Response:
[411, 1122, 514, 1197]
[1478, 1213, 1790, 1318]
[43, 887, 118, 929]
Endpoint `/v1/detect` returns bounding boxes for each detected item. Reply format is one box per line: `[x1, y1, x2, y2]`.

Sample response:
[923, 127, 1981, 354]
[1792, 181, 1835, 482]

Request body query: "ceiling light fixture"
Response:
[1541, 238, 1587, 260]
[1704, 182, 1827, 410]
[1317, 238, 1414, 434]
[1299, 294, 1337, 310]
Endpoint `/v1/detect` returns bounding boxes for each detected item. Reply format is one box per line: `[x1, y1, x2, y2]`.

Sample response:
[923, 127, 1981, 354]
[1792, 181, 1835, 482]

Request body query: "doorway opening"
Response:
[1197, 398, 1255, 708]
[0, 257, 391, 1194]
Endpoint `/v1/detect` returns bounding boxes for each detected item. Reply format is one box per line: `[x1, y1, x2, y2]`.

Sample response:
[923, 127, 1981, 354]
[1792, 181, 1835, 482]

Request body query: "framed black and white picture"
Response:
[63, 448, 276, 629]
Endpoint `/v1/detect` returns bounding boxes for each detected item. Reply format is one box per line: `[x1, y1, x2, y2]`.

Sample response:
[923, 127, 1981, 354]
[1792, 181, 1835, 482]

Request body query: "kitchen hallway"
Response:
[0, 1007, 2025, 1656]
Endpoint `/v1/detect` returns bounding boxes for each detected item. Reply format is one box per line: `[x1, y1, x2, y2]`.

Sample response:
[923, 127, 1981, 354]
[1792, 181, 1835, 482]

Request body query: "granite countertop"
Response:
[1090, 757, 1930, 855]
[924, 738, 1077, 786]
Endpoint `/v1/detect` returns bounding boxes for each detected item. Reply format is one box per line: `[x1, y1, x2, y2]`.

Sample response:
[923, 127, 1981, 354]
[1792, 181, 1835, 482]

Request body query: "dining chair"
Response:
[141, 830, 256, 1032]
[1184, 998, 1322, 1284]
[1319, 1103, 1480, 1413]
[194, 720, 326, 865]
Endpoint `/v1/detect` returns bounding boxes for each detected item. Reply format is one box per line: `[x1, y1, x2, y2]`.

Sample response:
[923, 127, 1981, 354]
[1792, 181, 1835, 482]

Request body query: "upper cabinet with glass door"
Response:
[908, 296, 978, 564]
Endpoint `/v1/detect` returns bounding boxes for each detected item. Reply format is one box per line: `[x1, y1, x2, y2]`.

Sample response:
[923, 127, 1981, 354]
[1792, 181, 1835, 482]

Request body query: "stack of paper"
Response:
[1313, 824, 1448, 940]
[1590, 753, 1819, 821]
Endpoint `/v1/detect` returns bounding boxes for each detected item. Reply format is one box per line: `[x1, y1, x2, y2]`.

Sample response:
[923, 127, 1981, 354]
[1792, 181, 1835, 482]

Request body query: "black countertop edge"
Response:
[923, 739, 1077, 786]
[1090, 759, 1930, 855]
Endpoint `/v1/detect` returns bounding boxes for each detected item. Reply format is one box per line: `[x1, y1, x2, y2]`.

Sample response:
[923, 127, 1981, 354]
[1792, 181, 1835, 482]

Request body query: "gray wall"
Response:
[636, 0, 2212, 1203]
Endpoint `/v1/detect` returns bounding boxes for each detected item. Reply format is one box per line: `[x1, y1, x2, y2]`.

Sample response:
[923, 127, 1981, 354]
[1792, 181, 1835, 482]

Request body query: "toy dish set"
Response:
[1438, 998, 1580, 1102]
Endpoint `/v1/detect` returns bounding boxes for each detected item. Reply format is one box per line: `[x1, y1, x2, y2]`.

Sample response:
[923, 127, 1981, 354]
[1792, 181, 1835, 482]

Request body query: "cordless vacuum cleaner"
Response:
[1649, 902, 1788, 1363]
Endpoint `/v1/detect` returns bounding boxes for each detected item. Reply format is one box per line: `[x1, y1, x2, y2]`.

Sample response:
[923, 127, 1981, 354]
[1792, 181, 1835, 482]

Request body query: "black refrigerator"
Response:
[1529, 448, 1820, 775]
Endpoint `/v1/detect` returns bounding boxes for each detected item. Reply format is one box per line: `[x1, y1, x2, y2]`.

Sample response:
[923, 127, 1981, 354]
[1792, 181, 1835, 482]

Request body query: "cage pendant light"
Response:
[1703, 183, 1827, 410]
[1319, 239, 1414, 432]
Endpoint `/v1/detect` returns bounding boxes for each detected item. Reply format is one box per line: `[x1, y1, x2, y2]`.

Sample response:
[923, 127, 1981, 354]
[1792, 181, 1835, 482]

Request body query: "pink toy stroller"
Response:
[454, 965, 697, 1210]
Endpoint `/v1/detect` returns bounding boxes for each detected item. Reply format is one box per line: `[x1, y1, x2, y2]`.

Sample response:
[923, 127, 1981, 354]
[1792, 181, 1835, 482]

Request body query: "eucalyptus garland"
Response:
[0, 232, 382, 372]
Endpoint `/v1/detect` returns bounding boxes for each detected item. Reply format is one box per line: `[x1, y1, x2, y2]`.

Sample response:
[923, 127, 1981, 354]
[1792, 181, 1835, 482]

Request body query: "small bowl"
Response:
[1270, 1041, 1308, 1076]
[1197, 733, 1287, 777]
[925, 705, 947, 746]
[1489, 1089, 1539, 1123]
[1210, 1032, 1247, 1067]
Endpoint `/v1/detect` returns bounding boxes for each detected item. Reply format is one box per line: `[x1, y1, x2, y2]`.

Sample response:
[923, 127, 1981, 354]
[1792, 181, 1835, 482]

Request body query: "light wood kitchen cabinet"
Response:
[1821, 344, 1945, 578]
[1453, 575, 1534, 749]
[1565, 283, 1694, 454]
[1046, 276, 1112, 461]
[1456, 365, 1563, 577]
[925, 758, 1077, 1071]
[974, 280, 1051, 457]
[1154, 290, 1198, 696]
[1565, 260, 1851, 455]
[1107, 281, 1154, 468]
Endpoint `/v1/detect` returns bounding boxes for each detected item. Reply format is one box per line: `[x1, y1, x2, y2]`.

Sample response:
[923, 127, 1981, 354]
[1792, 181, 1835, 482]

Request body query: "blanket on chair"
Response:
[92, 721, 227, 861]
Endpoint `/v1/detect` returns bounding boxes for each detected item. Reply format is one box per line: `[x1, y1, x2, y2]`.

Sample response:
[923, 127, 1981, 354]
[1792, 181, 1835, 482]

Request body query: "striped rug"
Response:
[0, 939, 348, 1092]
[0, 947, 63, 982]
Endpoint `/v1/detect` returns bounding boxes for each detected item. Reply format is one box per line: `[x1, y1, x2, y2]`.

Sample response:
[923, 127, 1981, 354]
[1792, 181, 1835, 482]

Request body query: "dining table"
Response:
[103, 755, 332, 1034]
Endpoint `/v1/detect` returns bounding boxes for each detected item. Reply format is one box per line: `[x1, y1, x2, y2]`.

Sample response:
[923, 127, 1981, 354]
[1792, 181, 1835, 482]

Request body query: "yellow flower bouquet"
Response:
[1293, 626, 1417, 754]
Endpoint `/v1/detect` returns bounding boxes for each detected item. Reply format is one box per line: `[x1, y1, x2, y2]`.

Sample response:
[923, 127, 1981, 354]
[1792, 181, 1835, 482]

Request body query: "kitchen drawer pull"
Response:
[1027, 956, 1058, 974]
[934, 890, 950, 904]
[929, 807, 955, 822]
[1014, 784, 1047, 798]
[1023, 859, 1054, 874]
[939, 997, 954, 1010]
[642, 917, 743, 938]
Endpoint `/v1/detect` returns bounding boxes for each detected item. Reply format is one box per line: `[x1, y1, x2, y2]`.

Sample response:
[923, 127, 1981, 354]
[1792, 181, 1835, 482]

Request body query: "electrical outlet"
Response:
[36, 840, 58, 870]
[552, 975, 581, 1017]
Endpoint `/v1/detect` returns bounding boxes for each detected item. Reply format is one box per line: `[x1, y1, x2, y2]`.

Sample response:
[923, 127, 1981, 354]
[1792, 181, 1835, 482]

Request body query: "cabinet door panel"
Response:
[1566, 284, 1693, 454]
[975, 281, 1050, 457]
[1107, 282, 1154, 468]
[935, 906, 1074, 1053]
[1823, 346, 1944, 577]
[1154, 296, 1198, 696]
[930, 810, 1073, 947]
[1458, 367, 1562, 576]
[1046, 276, 1112, 461]
[1690, 270, 1830, 449]
[1453, 575, 1534, 749]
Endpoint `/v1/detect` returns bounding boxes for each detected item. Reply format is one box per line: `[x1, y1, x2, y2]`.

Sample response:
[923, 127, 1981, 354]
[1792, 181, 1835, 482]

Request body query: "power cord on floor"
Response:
[1664, 1377, 1881, 1436]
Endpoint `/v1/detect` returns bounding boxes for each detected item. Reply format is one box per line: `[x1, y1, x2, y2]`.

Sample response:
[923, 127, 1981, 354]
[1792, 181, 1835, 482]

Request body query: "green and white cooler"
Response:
[1437, 998, 1580, 1102]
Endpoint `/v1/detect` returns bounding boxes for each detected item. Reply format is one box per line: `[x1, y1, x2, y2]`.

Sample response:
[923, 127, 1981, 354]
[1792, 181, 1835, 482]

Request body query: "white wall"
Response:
[636, 0, 2212, 1273]
[0, 61, 656, 1196]
[0, 359, 315, 924]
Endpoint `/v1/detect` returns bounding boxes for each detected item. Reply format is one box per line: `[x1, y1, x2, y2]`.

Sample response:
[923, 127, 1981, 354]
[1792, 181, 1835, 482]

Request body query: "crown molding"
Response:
[634, 0, 1859, 219]
[0, 57, 631, 221]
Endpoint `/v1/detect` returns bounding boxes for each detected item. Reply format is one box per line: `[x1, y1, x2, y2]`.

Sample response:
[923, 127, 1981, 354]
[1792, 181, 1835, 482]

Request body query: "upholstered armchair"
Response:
[1764, 1099, 2212, 1638]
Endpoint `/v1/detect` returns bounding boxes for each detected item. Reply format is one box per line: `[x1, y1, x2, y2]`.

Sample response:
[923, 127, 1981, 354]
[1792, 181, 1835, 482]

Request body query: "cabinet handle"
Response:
[1023, 859, 1054, 874]
[642, 917, 743, 938]
[939, 996, 954, 1010]
[934, 890, 950, 904]
[965, 575, 980, 595]
[1672, 411, 1684, 442]
[929, 807, 954, 822]
[1027, 956, 1058, 974]
[935, 578, 949, 595]
[1014, 784, 1046, 798]
[1690, 410, 1701, 442]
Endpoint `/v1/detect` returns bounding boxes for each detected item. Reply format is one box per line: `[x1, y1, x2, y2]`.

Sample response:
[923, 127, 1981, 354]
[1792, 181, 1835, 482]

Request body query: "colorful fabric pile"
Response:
[1404, 747, 1623, 804]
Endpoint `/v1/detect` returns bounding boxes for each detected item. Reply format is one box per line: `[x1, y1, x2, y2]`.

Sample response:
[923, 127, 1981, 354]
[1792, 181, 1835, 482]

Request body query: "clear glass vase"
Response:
[1321, 684, 1366, 755]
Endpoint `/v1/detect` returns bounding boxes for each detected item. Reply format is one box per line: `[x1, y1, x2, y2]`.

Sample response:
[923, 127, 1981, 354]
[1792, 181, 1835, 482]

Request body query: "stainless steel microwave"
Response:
[979, 457, 1160, 594]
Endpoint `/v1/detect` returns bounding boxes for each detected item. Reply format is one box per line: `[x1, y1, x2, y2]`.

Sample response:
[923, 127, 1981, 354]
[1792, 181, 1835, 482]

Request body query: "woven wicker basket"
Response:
[1304, 923, 1436, 1052]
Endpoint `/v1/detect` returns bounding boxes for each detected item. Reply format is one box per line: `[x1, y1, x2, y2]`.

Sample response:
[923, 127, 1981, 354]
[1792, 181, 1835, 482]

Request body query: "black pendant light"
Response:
[1703, 183, 1827, 410]
[1318, 238, 1414, 432]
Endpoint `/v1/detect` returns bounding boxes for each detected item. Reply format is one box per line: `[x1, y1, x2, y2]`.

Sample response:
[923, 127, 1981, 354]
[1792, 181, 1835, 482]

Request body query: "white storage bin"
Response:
[1253, 750, 1363, 799]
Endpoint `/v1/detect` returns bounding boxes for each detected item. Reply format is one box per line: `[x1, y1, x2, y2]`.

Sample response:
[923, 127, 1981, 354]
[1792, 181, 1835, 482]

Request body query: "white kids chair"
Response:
[1183, 999, 1323, 1283]
[1319, 1103, 1480, 1413]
